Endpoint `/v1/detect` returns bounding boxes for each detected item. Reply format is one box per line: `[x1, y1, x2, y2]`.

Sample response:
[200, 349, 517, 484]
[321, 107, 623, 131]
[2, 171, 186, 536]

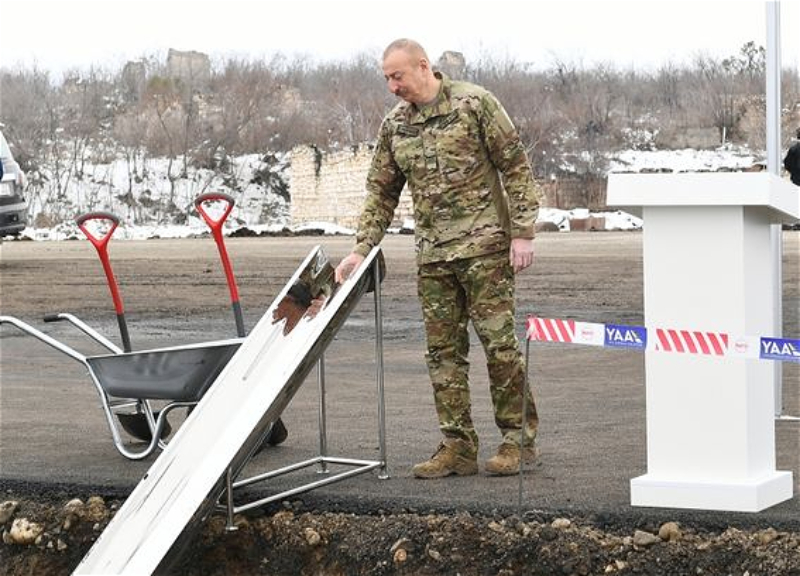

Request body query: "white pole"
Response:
[766, 1, 781, 173]
[766, 0, 783, 416]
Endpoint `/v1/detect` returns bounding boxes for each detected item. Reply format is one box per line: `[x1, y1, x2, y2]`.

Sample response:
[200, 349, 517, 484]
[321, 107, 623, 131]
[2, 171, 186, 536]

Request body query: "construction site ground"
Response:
[1, 231, 799, 575]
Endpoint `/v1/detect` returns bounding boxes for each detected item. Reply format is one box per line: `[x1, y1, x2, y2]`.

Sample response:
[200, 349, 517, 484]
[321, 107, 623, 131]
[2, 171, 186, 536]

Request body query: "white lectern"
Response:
[607, 172, 800, 512]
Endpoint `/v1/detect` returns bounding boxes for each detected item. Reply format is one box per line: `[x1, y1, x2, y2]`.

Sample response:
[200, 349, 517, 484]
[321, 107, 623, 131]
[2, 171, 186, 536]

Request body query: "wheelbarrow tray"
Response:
[86, 340, 241, 402]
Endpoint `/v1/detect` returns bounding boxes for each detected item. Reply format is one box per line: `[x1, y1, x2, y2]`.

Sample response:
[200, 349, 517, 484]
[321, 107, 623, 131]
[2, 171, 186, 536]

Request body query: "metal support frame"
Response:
[518, 338, 531, 511]
[220, 258, 388, 527]
[766, 0, 784, 417]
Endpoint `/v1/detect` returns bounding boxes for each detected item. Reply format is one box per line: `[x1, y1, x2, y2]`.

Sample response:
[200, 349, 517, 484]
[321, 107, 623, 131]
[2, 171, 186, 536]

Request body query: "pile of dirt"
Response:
[3, 492, 800, 576]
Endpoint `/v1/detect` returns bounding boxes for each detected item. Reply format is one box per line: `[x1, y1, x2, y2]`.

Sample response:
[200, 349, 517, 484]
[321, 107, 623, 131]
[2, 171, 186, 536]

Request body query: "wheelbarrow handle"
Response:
[194, 192, 235, 233]
[44, 312, 123, 353]
[0, 315, 86, 364]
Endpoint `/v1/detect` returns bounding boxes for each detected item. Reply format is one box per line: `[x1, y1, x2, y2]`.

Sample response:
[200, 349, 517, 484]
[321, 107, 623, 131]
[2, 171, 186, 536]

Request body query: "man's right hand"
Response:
[334, 252, 365, 284]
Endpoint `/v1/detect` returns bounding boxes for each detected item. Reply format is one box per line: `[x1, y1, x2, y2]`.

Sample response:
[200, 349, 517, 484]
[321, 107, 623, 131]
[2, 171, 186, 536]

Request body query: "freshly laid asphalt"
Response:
[1, 233, 798, 533]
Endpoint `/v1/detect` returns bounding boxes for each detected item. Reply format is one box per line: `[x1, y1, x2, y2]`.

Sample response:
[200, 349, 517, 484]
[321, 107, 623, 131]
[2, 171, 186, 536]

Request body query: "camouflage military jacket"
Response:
[354, 72, 541, 265]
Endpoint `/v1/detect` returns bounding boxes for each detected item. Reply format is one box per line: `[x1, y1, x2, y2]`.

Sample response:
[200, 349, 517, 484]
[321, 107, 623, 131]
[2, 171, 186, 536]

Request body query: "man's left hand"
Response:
[510, 237, 534, 273]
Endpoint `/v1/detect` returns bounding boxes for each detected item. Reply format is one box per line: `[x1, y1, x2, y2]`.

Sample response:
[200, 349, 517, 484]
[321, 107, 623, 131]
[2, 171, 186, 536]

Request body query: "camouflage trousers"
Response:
[417, 250, 538, 454]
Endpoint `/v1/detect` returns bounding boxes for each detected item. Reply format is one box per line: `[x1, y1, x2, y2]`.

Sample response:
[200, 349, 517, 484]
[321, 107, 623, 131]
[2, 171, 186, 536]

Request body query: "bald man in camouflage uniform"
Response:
[335, 39, 541, 478]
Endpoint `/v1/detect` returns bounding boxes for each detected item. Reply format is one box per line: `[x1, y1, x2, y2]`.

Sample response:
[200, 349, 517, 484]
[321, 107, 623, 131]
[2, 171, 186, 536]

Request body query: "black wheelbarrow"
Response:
[66, 193, 287, 447]
[0, 313, 242, 460]
[0, 241, 335, 460]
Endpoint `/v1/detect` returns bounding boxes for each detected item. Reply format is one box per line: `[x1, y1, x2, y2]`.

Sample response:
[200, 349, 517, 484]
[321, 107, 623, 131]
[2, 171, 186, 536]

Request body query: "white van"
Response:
[0, 130, 28, 237]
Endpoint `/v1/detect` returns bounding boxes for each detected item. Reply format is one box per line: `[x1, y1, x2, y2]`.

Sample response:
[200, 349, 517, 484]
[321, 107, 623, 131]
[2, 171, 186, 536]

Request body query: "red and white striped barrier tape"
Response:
[653, 328, 728, 356]
[525, 316, 800, 363]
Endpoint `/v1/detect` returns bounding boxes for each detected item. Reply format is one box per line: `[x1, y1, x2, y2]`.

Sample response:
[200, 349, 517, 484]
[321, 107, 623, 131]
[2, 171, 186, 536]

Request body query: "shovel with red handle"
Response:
[194, 192, 246, 338]
[194, 192, 287, 446]
[75, 211, 172, 441]
[75, 211, 132, 352]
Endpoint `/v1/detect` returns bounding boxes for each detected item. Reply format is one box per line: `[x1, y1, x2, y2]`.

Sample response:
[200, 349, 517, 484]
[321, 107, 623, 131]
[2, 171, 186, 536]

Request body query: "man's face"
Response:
[382, 49, 426, 104]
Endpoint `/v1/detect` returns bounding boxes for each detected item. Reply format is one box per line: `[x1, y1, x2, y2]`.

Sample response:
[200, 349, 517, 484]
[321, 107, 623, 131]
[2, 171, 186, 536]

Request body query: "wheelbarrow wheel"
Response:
[266, 417, 288, 446]
[117, 411, 172, 442]
[253, 418, 288, 455]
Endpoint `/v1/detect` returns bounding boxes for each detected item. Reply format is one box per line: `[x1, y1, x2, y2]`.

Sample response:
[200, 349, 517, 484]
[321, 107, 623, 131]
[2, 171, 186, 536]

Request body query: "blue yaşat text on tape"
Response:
[759, 337, 800, 363]
[604, 324, 647, 350]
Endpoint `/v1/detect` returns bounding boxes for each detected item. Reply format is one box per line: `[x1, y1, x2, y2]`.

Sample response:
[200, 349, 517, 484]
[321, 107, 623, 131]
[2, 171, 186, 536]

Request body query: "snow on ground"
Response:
[21, 218, 359, 242]
[16, 145, 765, 241]
[20, 208, 641, 241]
[608, 145, 762, 173]
[538, 208, 643, 232]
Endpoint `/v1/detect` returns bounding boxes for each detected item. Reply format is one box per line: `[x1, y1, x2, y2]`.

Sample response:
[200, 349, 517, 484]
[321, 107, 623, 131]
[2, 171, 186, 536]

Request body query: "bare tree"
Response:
[3, 42, 800, 223]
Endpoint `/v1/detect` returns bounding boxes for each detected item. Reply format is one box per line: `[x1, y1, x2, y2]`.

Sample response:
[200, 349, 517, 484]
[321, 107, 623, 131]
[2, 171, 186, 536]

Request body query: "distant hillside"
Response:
[1, 44, 798, 228]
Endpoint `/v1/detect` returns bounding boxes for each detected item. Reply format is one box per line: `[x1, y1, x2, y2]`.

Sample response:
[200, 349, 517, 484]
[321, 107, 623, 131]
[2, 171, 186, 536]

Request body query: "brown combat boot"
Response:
[485, 443, 536, 476]
[412, 439, 478, 479]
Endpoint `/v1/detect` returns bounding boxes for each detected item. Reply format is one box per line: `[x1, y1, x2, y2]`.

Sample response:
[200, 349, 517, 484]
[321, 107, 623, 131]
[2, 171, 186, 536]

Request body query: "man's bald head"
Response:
[382, 38, 429, 63]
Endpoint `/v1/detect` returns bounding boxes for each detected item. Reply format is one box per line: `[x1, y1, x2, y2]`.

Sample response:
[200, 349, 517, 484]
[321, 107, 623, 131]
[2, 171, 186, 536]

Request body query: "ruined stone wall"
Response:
[167, 48, 211, 90]
[289, 145, 413, 229]
[289, 146, 616, 230]
[540, 176, 608, 211]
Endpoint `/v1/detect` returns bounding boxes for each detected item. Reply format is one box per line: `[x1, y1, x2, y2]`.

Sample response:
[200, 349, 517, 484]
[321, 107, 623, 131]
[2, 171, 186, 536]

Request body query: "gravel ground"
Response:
[3, 489, 800, 575]
[1, 231, 799, 575]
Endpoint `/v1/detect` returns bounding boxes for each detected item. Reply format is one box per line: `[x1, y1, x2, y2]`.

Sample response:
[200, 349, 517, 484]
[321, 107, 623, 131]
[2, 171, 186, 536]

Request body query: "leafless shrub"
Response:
[2, 42, 798, 185]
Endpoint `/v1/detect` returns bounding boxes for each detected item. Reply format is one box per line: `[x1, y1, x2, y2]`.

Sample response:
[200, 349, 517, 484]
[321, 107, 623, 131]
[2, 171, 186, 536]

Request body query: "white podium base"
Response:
[630, 471, 793, 512]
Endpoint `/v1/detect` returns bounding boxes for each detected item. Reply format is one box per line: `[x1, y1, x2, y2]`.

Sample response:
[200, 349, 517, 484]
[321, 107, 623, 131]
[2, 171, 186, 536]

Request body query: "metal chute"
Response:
[74, 245, 387, 575]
